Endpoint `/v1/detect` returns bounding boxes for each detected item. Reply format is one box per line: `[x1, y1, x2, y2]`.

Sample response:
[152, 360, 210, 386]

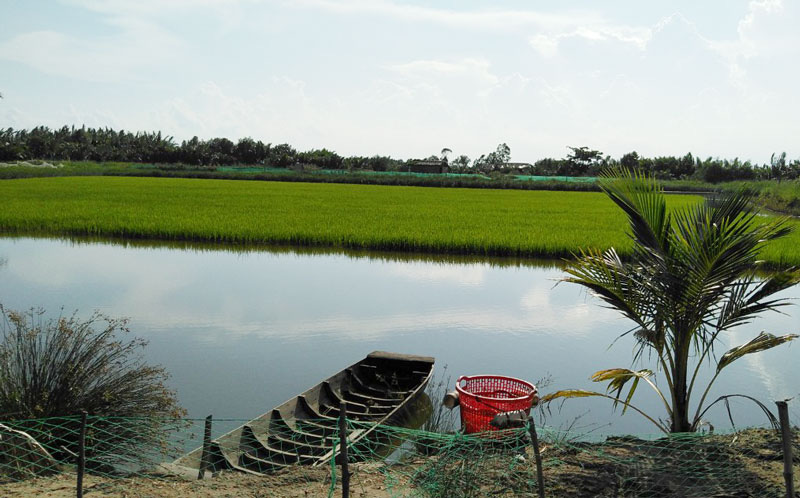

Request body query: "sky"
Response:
[1, 0, 799, 164]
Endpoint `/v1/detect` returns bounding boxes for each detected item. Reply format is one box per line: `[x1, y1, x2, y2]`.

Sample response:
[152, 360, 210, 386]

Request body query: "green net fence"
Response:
[513, 175, 598, 183]
[215, 167, 493, 179]
[213, 167, 600, 183]
[1, 414, 798, 497]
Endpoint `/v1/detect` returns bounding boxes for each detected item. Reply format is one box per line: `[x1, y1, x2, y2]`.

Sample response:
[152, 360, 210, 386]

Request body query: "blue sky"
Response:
[1, 0, 798, 163]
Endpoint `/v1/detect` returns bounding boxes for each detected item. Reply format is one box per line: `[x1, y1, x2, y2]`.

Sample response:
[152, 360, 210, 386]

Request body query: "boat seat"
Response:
[268, 432, 329, 457]
[297, 395, 337, 421]
[269, 409, 336, 447]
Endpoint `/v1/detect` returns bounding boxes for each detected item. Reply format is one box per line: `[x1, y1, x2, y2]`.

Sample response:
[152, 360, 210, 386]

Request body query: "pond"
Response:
[0, 236, 797, 434]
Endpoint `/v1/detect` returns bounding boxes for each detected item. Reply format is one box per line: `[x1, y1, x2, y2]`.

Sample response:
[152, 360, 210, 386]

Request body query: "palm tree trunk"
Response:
[670, 345, 692, 432]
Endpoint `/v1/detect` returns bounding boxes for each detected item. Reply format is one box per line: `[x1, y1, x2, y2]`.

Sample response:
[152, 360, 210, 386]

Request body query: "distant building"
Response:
[407, 159, 449, 174]
[507, 162, 533, 173]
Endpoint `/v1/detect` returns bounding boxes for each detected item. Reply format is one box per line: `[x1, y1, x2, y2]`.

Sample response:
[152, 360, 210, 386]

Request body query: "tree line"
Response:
[529, 149, 800, 183]
[2, 126, 799, 183]
[0, 126, 402, 172]
[450, 145, 800, 183]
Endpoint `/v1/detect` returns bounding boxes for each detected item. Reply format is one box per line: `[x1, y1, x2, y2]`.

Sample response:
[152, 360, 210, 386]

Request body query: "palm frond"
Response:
[715, 270, 799, 333]
[598, 167, 669, 255]
[542, 388, 669, 433]
[590, 368, 670, 416]
[693, 394, 779, 431]
[563, 248, 650, 329]
[743, 268, 800, 306]
[716, 331, 798, 373]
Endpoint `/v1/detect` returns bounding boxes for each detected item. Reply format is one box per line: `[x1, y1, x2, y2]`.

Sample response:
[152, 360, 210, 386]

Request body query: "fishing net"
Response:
[1, 414, 798, 497]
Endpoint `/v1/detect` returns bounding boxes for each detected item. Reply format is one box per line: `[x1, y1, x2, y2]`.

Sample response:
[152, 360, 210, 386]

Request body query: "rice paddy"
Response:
[0, 176, 797, 265]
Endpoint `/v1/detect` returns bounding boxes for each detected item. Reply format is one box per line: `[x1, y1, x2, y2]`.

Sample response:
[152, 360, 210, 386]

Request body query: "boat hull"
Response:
[173, 351, 435, 475]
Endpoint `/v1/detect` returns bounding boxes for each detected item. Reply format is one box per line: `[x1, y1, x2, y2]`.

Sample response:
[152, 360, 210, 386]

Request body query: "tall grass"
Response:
[0, 177, 796, 265]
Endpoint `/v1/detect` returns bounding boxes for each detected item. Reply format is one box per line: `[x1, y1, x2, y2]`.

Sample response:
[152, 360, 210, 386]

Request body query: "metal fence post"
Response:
[776, 400, 794, 498]
[528, 416, 545, 498]
[198, 415, 213, 480]
[338, 403, 350, 498]
[77, 410, 87, 498]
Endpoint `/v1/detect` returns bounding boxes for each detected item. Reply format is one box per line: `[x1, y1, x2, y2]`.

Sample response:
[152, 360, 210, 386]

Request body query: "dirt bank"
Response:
[1, 429, 797, 497]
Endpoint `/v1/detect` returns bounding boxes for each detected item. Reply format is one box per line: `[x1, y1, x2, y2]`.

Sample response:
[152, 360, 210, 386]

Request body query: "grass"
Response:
[716, 180, 800, 215]
[0, 176, 797, 265]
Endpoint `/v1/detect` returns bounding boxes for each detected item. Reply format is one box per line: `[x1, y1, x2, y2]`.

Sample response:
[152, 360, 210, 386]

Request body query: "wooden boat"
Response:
[172, 351, 434, 475]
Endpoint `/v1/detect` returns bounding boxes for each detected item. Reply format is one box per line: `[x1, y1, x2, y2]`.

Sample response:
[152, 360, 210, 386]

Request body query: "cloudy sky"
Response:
[1, 0, 798, 163]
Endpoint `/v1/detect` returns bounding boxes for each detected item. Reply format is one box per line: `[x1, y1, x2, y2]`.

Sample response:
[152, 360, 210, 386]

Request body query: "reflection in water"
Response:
[0, 233, 564, 269]
[0, 236, 797, 434]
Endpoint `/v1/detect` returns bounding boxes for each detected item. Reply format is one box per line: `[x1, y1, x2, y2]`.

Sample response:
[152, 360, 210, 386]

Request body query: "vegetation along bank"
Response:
[1, 176, 797, 266]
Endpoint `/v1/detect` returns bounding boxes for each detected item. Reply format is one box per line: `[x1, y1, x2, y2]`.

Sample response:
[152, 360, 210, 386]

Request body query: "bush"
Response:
[0, 306, 184, 466]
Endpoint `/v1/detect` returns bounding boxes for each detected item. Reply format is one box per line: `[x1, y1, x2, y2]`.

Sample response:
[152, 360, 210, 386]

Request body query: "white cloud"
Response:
[737, 0, 784, 57]
[530, 24, 652, 57]
[0, 19, 184, 82]
[291, 0, 594, 32]
[705, 0, 800, 92]
[299, 0, 655, 61]
[0, 106, 27, 128]
[387, 58, 500, 88]
[148, 78, 318, 144]
[530, 35, 559, 58]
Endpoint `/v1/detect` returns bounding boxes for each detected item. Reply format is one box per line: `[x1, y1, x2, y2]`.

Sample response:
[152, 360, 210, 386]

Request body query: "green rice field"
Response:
[0, 177, 797, 265]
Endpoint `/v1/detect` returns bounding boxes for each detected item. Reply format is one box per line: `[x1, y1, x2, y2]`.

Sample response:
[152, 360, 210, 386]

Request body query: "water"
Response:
[0, 237, 797, 434]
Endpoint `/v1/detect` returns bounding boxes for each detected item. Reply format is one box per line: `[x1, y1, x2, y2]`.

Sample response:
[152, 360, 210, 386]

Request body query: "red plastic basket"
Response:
[456, 375, 537, 434]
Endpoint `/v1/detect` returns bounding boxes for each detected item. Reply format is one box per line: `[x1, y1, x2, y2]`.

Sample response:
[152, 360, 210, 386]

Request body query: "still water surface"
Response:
[0, 237, 797, 433]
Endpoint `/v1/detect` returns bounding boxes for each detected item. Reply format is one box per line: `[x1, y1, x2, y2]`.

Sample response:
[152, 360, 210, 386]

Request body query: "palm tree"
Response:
[544, 168, 799, 433]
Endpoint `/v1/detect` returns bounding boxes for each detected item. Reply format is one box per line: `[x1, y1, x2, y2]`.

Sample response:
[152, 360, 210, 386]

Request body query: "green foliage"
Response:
[297, 148, 342, 170]
[619, 151, 640, 170]
[550, 168, 800, 432]
[531, 157, 567, 176]
[450, 154, 471, 172]
[269, 143, 297, 168]
[233, 137, 269, 165]
[473, 143, 511, 172]
[565, 146, 605, 176]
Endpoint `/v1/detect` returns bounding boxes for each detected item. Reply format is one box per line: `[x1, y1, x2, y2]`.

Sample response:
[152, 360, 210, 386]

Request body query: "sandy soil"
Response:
[0, 462, 404, 498]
